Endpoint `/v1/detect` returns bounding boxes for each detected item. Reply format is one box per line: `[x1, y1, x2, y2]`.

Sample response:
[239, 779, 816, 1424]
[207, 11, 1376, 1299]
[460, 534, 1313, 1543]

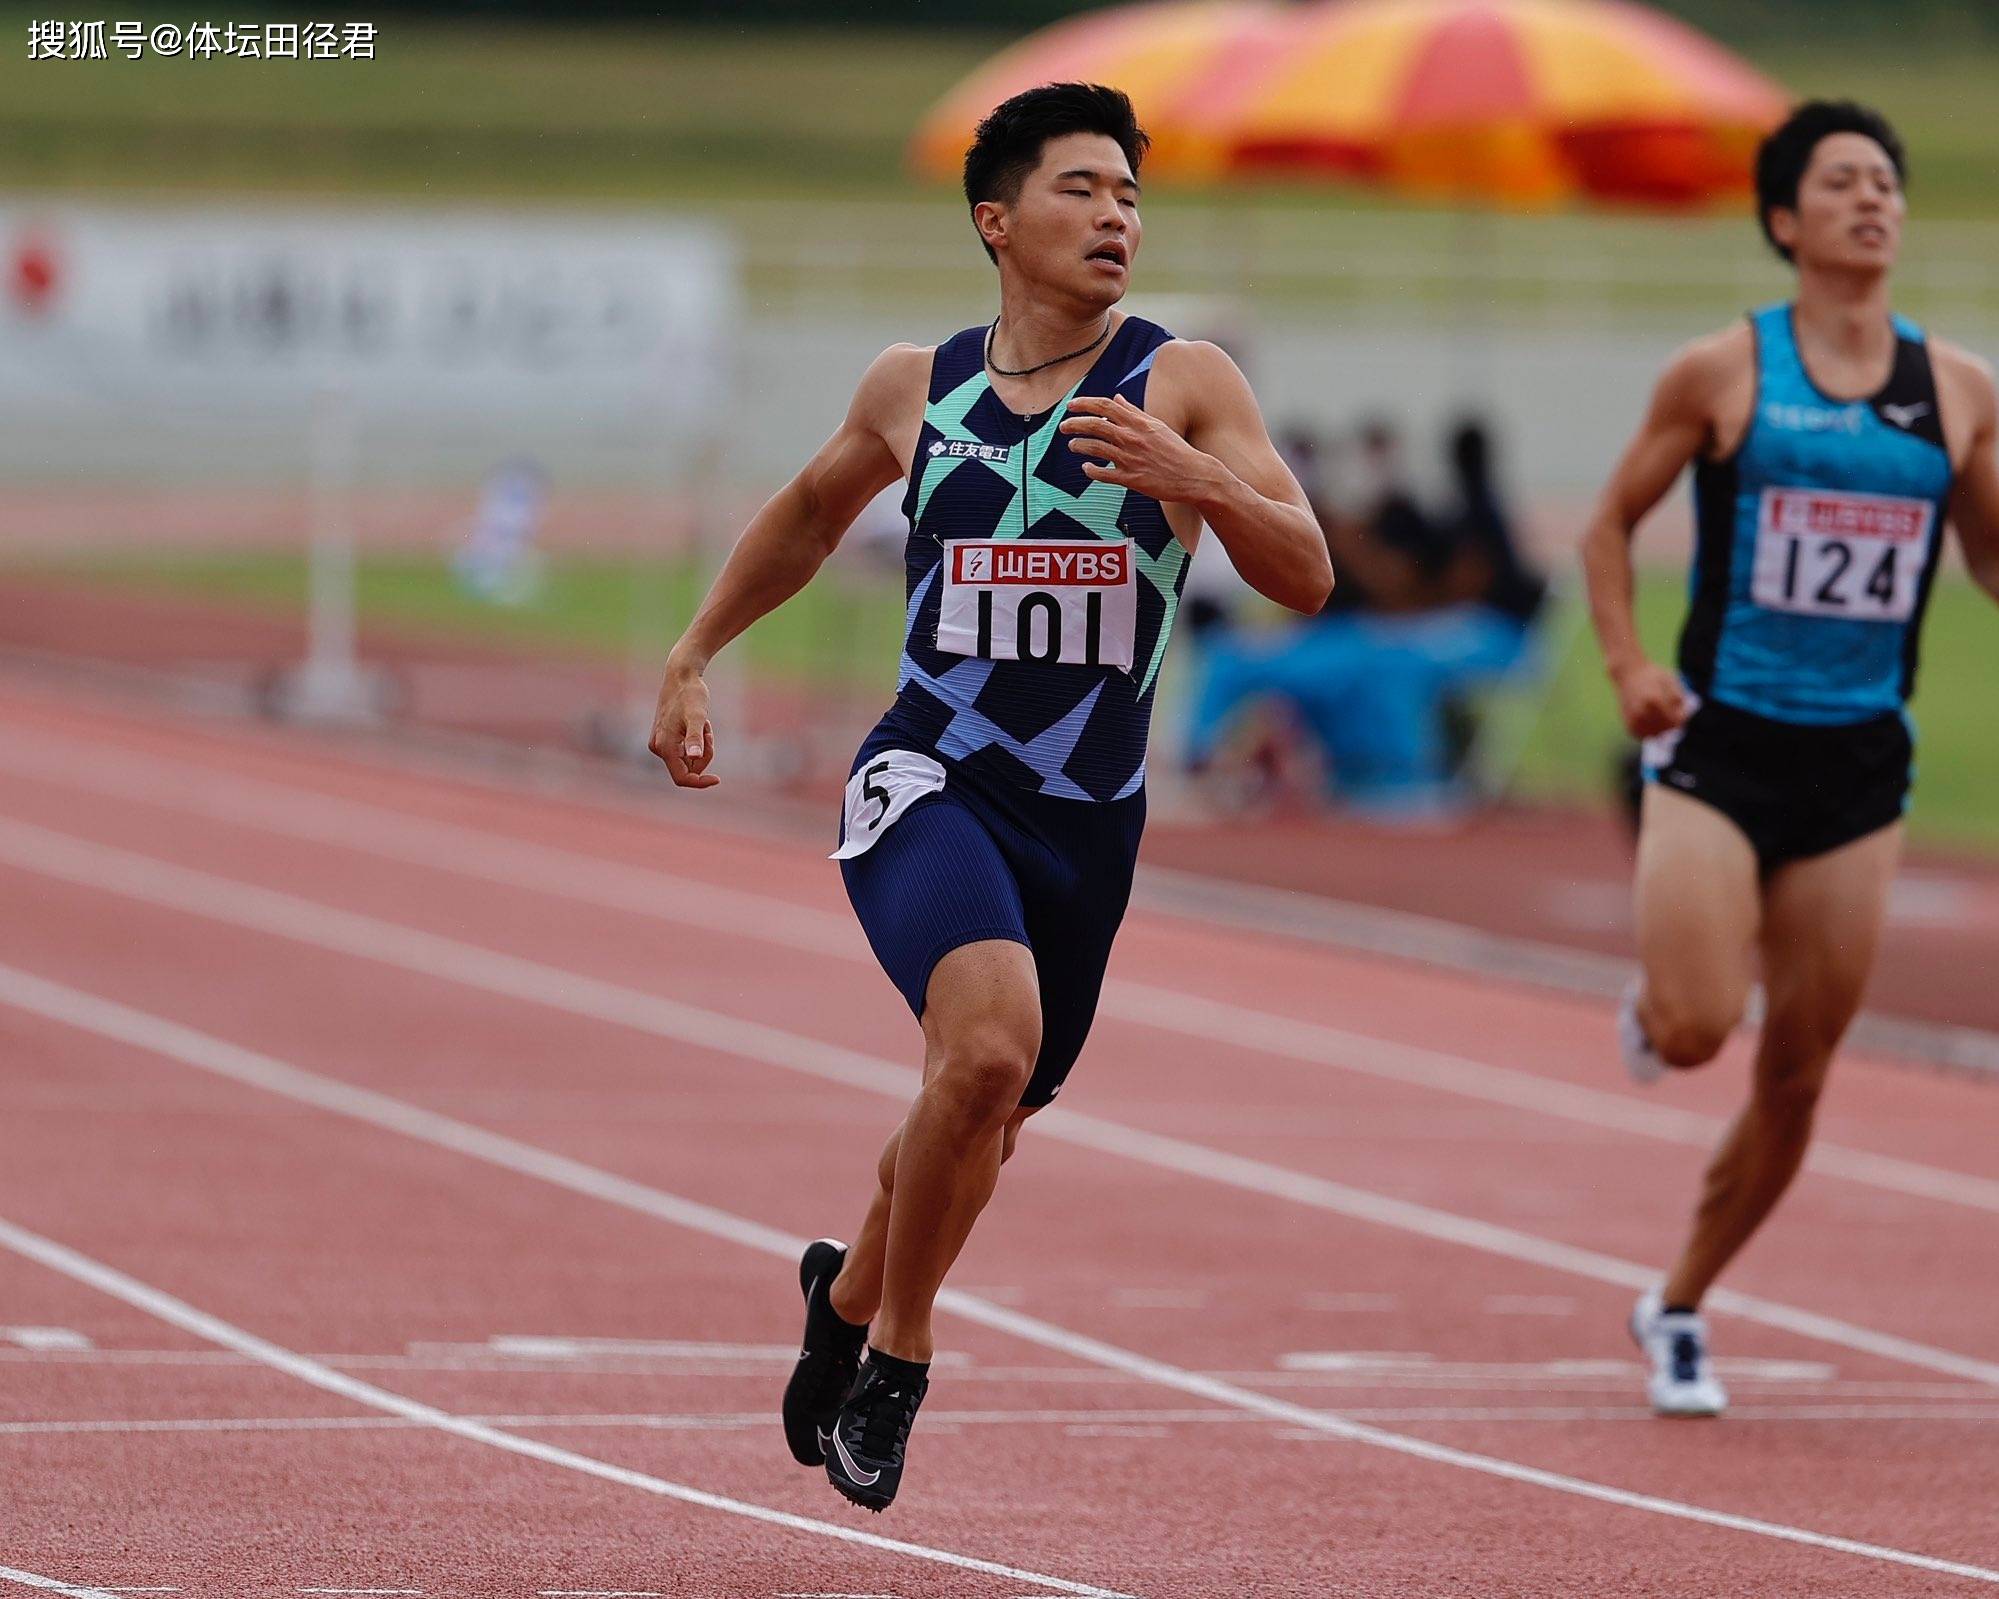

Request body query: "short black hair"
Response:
[962, 82, 1149, 264]
[1755, 99, 1907, 262]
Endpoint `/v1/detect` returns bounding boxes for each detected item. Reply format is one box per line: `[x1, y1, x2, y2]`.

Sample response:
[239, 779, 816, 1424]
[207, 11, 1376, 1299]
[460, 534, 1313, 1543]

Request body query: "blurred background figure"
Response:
[453, 457, 549, 609]
[1184, 413, 1546, 817]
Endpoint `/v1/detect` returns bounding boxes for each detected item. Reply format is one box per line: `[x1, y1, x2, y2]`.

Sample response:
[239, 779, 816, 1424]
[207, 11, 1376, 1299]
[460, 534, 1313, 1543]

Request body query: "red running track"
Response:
[0, 678, 1994, 1598]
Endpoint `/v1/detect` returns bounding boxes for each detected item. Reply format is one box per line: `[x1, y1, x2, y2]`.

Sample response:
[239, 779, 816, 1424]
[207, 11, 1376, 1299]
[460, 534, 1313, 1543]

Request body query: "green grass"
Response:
[1507, 573, 1999, 852]
[17, 548, 1997, 850]
[8, 549, 907, 690]
[0, 19, 1003, 200]
[5, 17, 1999, 217]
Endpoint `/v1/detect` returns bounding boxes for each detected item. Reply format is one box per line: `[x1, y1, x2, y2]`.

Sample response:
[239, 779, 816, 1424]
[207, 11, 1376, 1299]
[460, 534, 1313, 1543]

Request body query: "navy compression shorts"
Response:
[835, 725, 1145, 1109]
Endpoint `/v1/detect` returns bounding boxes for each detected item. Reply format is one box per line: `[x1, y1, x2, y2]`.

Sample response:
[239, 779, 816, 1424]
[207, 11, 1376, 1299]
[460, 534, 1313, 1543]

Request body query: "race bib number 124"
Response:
[1750, 487, 1933, 623]
[936, 538, 1138, 671]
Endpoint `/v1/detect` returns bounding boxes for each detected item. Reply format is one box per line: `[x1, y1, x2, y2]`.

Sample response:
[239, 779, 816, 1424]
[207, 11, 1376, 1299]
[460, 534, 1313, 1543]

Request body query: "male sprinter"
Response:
[1582, 101, 1999, 1416]
[648, 83, 1329, 1507]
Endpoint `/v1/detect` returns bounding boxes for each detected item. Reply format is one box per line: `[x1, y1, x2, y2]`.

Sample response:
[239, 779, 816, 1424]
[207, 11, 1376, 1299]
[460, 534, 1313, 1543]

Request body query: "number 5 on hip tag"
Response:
[831, 749, 947, 860]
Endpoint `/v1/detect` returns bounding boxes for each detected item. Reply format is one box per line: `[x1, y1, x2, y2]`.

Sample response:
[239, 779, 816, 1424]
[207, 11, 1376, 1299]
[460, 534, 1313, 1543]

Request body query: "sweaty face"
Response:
[1775, 131, 1904, 272]
[988, 131, 1142, 304]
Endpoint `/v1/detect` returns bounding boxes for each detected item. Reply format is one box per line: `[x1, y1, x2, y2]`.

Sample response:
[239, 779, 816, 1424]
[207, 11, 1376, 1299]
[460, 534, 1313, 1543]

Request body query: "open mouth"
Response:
[1086, 242, 1128, 269]
[1853, 223, 1889, 243]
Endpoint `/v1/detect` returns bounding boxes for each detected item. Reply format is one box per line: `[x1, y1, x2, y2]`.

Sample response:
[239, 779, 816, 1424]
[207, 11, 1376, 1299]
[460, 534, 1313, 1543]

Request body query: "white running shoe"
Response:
[1618, 979, 1665, 1086]
[1630, 1288, 1727, 1417]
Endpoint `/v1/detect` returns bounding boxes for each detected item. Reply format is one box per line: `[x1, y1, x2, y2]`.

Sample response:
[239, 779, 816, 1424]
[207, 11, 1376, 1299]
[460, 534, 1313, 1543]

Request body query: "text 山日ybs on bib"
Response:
[935, 538, 1138, 672]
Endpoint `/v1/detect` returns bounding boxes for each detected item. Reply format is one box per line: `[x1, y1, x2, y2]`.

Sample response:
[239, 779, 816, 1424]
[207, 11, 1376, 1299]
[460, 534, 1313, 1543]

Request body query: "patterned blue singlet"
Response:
[833, 314, 1193, 1106]
[876, 314, 1190, 802]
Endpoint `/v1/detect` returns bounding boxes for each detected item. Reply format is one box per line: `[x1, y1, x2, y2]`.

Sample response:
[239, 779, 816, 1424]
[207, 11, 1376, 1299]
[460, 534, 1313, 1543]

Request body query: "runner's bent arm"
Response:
[1058, 341, 1331, 613]
[649, 345, 922, 788]
[1941, 350, 1999, 605]
[1581, 333, 1736, 738]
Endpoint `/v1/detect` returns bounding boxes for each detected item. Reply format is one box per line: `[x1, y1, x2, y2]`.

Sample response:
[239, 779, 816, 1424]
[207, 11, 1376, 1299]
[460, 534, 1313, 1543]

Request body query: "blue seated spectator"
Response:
[1184, 416, 1545, 817]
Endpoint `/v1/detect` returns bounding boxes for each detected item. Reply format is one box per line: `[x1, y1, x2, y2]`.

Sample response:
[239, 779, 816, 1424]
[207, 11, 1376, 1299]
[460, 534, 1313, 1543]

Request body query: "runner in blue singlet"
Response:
[1581, 101, 1999, 1417]
[648, 84, 1330, 1509]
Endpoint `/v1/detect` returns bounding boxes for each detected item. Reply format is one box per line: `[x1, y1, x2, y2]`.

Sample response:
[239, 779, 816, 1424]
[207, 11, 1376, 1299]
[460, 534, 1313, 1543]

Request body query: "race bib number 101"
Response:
[1750, 487, 1933, 623]
[936, 538, 1139, 671]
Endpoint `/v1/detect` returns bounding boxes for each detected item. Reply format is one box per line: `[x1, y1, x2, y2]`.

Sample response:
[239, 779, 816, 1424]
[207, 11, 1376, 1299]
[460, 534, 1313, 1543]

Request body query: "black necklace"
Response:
[983, 315, 1111, 379]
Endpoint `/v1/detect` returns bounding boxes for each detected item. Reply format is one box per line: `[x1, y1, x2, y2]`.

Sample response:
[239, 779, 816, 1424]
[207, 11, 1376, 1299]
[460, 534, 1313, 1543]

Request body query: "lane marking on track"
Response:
[0, 1215, 1134, 1599]
[0, 735, 1993, 1217]
[1301, 1292, 1399, 1312]
[3, 1343, 1951, 1391]
[3, 970, 1996, 1586]
[0, 1571, 124, 1598]
[1109, 1289, 1209, 1310]
[1484, 1296, 1577, 1316]
[475, 1336, 803, 1361]
[7, 1401, 1999, 1440]
[2, 826, 1994, 1394]
[0, 1325, 91, 1350]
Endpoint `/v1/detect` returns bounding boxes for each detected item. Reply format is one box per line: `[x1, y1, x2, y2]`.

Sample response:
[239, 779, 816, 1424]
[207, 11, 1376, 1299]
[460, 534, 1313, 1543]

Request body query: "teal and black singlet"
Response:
[832, 315, 1189, 1106]
[1679, 303, 1953, 723]
[875, 314, 1189, 803]
[1645, 304, 1955, 866]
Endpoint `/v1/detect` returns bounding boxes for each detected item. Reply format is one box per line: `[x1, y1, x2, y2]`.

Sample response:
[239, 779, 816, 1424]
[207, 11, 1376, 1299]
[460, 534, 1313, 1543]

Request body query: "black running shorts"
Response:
[1642, 695, 1912, 871]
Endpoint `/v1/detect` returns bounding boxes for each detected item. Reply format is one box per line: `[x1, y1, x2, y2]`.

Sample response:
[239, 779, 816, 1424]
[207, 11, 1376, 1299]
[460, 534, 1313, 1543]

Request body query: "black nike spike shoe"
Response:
[782, 1239, 867, 1467]
[823, 1349, 929, 1513]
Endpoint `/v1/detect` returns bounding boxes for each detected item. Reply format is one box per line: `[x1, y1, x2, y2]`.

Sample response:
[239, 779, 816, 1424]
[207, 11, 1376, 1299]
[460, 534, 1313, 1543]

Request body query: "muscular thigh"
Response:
[1635, 784, 1761, 1027]
[1758, 822, 1901, 1063]
[920, 939, 1043, 1082]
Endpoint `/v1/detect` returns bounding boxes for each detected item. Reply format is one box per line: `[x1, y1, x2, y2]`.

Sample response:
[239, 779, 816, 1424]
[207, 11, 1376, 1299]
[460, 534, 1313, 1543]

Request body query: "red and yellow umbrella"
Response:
[908, 0, 1284, 182]
[910, 0, 1788, 210]
[1215, 0, 1788, 207]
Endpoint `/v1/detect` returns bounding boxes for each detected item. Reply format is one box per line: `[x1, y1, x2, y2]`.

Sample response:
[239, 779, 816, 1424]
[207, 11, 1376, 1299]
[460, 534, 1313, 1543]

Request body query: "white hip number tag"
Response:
[832, 748, 946, 861]
[1750, 487, 1933, 623]
[936, 538, 1138, 671]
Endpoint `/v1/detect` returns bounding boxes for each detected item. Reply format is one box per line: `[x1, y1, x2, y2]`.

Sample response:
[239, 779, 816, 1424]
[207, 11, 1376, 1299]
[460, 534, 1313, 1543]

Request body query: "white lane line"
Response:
[0, 1572, 125, 1599]
[0, 1326, 92, 1350]
[476, 1336, 802, 1361]
[3, 972, 1995, 1586]
[0, 1345, 1937, 1391]
[1484, 1296, 1578, 1317]
[1301, 1292, 1399, 1312]
[2, 828, 1992, 1393]
[8, 1402, 1999, 1440]
[297, 1591, 421, 1595]
[1, 734, 1993, 1217]
[0, 1217, 1132, 1599]
[1109, 1289, 1209, 1310]
[0, 1215, 1135, 1591]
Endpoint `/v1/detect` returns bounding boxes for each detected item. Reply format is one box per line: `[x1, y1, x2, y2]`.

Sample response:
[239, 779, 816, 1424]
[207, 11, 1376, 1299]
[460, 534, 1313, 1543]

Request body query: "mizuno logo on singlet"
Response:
[1882, 401, 1933, 430]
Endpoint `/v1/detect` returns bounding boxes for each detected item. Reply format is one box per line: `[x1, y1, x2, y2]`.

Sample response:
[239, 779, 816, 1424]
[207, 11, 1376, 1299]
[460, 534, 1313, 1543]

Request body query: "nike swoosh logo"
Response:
[1883, 401, 1932, 428]
[830, 1426, 881, 1486]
